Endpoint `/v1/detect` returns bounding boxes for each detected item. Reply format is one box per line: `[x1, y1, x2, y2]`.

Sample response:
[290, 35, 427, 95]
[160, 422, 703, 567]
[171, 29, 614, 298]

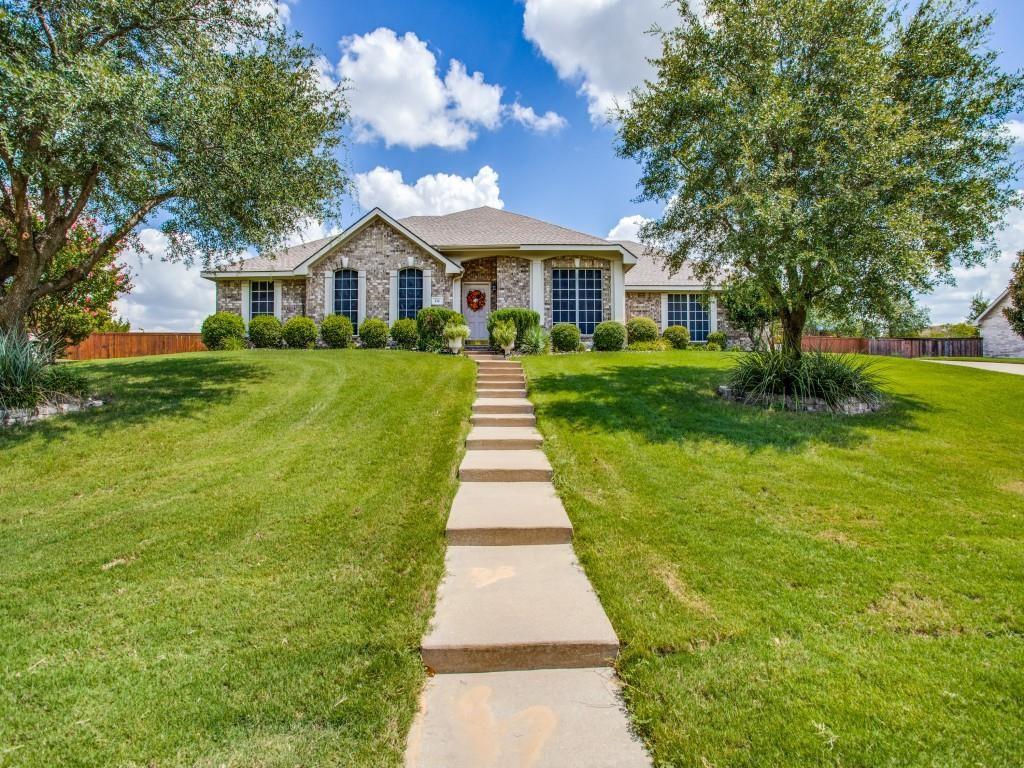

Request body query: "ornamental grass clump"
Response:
[727, 351, 884, 411]
[0, 330, 89, 409]
[518, 325, 549, 355]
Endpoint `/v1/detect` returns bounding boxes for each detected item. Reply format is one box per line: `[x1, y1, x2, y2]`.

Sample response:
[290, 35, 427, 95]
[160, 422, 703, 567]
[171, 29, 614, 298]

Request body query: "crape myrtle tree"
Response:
[1004, 251, 1024, 338]
[0, 0, 348, 332]
[618, 0, 1024, 357]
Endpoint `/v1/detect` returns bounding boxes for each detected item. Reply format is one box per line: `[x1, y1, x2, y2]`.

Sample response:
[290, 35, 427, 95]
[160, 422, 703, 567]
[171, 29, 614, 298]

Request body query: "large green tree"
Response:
[618, 0, 1023, 356]
[1004, 251, 1024, 338]
[0, 0, 348, 331]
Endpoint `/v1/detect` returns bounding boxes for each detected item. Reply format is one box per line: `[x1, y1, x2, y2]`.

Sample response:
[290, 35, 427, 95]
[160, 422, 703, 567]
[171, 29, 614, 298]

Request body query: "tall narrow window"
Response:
[334, 269, 358, 329]
[398, 268, 422, 320]
[666, 294, 710, 342]
[551, 268, 603, 334]
[250, 280, 275, 317]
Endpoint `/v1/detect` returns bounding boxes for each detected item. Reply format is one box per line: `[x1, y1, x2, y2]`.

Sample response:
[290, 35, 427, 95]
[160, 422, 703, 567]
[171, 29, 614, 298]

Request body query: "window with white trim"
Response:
[666, 294, 710, 342]
[333, 269, 358, 329]
[398, 268, 422, 320]
[250, 280, 275, 317]
[551, 268, 603, 334]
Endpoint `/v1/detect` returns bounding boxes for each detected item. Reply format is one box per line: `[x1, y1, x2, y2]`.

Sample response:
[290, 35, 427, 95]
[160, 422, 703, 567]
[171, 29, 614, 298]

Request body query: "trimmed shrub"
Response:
[320, 314, 354, 348]
[628, 340, 668, 352]
[282, 316, 317, 349]
[220, 336, 247, 351]
[704, 342, 722, 351]
[518, 325, 549, 355]
[593, 321, 626, 351]
[391, 318, 419, 350]
[201, 312, 245, 351]
[487, 308, 540, 349]
[416, 307, 464, 352]
[626, 317, 659, 344]
[727, 351, 884, 410]
[492, 320, 518, 354]
[707, 330, 728, 349]
[551, 323, 581, 353]
[40, 363, 89, 401]
[247, 315, 282, 348]
[359, 318, 389, 348]
[663, 325, 690, 349]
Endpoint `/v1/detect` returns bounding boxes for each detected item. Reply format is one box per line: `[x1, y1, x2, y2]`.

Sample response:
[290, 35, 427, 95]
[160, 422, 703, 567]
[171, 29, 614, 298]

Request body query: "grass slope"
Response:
[0, 350, 474, 767]
[523, 351, 1024, 768]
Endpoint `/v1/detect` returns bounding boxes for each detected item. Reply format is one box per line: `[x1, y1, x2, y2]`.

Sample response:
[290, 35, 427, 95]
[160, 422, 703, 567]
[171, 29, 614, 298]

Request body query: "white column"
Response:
[452, 277, 462, 312]
[422, 270, 432, 310]
[709, 296, 719, 332]
[611, 260, 625, 322]
[273, 281, 282, 320]
[241, 281, 251, 327]
[388, 270, 399, 324]
[660, 293, 669, 332]
[530, 258, 545, 326]
[357, 271, 367, 327]
[323, 274, 333, 320]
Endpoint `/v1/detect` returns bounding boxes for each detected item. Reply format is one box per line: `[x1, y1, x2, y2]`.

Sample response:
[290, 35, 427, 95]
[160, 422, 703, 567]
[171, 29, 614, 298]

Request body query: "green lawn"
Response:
[0, 350, 474, 767]
[924, 356, 1024, 364]
[522, 352, 1024, 768]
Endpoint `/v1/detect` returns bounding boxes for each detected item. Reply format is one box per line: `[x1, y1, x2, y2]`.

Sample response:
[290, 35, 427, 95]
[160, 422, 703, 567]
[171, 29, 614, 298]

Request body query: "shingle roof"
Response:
[618, 240, 721, 289]
[400, 206, 608, 247]
[212, 236, 333, 273]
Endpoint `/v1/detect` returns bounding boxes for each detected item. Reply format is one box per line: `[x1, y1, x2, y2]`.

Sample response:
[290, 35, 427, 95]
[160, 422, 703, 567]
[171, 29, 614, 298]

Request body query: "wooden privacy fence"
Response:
[801, 335, 982, 358]
[65, 332, 206, 360]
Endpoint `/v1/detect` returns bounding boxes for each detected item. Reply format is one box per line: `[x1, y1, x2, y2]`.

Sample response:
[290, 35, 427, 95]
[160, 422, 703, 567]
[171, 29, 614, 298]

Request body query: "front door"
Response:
[462, 282, 491, 340]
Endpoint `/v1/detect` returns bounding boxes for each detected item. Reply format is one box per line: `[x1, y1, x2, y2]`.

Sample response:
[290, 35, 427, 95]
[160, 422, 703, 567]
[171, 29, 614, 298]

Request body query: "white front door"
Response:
[462, 282, 491, 340]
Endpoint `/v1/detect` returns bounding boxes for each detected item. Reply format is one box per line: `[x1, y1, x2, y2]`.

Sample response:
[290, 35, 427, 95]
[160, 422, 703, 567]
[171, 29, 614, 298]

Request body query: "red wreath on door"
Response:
[466, 290, 486, 312]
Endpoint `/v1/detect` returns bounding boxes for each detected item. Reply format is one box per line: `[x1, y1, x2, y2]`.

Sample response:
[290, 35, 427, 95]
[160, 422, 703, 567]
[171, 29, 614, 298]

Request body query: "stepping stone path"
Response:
[406, 351, 650, 768]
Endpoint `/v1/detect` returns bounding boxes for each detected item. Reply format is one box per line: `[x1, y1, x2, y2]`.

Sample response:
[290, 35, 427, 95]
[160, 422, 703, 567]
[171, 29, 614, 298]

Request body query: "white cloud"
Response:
[354, 165, 504, 218]
[1004, 119, 1024, 144]
[445, 60, 504, 129]
[607, 214, 652, 241]
[114, 229, 215, 332]
[509, 102, 568, 133]
[255, 0, 291, 27]
[522, 0, 681, 124]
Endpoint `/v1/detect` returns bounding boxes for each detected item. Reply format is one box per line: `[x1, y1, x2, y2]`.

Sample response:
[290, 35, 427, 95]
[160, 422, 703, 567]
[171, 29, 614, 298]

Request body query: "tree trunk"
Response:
[0, 264, 40, 334]
[780, 306, 807, 358]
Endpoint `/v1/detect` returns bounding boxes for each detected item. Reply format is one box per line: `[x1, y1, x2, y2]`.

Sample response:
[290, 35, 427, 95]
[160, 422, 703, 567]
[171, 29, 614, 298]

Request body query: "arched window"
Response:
[398, 268, 423, 320]
[333, 269, 358, 329]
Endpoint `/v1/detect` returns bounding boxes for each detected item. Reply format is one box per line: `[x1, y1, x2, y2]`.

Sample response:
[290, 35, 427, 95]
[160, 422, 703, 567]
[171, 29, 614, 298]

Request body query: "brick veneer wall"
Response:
[982, 293, 1024, 357]
[216, 280, 242, 315]
[280, 279, 306, 323]
[497, 257, 531, 309]
[461, 257, 497, 311]
[543, 257, 612, 332]
[307, 220, 454, 323]
[625, 291, 661, 326]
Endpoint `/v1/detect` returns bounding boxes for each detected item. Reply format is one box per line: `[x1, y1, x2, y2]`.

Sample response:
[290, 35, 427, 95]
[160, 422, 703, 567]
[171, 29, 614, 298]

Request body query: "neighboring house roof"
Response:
[400, 206, 609, 248]
[977, 287, 1011, 324]
[618, 240, 721, 291]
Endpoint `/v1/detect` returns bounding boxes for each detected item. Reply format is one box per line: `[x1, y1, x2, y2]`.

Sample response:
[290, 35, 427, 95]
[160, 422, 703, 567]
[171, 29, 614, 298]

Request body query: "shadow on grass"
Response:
[0, 353, 266, 446]
[528, 359, 928, 452]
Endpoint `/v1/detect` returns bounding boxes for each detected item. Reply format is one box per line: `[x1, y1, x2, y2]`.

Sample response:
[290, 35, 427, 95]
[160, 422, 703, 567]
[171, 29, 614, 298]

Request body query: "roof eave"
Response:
[625, 284, 723, 292]
[976, 288, 1011, 323]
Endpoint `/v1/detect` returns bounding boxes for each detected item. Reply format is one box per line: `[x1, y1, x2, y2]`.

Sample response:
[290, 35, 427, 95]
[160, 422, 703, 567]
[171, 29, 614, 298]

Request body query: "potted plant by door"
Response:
[492, 319, 517, 358]
[443, 320, 470, 354]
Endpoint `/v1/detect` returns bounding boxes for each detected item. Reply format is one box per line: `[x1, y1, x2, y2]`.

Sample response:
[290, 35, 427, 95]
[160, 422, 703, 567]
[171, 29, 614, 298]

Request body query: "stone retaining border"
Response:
[717, 385, 881, 415]
[1, 398, 103, 427]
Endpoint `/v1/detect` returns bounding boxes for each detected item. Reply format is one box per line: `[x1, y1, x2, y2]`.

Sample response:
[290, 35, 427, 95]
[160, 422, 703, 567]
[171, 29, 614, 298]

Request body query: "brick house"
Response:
[977, 287, 1024, 357]
[202, 206, 732, 343]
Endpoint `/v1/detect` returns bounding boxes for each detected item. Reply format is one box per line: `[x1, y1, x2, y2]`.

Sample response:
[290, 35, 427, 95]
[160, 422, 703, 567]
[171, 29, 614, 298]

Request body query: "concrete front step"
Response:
[477, 361, 522, 371]
[471, 413, 537, 427]
[421, 545, 619, 673]
[474, 388, 527, 398]
[446, 481, 571, 545]
[477, 374, 525, 384]
[460, 449, 552, 482]
[472, 398, 534, 415]
[465, 426, 543, 450]
[477, 379, 525, 390]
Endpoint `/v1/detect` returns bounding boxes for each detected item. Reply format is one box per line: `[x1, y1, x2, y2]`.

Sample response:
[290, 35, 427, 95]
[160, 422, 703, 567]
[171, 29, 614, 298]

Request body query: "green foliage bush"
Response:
[247, 315, 283, 348]
[662, 325, 690, 349]
[201, 312, 245, 351]
[320, 314, 354, 348]
[491, 320, 518, 352]
[416, 307, 464, 351]
[220, 336, 247, 351]
[628, 340, 668, 352]
[593, 321, 626, 351]
[390, 318, 419, 350]
[282, 316, 317, 349]
[487, 308, 540, 349]
[0, 330, 89, 409]
[550, 323, 581, 353]
[707, 331, 728, 349]
[704, 342, 722, 351]
[518, 325, 549, 355]
[359, 318, 389, 348]
[727, 351, 884, 410]
[626, 317, 659, 344]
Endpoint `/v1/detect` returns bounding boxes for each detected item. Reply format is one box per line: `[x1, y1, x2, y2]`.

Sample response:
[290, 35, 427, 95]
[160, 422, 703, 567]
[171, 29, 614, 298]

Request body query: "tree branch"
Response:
[32, 4, 60, 60]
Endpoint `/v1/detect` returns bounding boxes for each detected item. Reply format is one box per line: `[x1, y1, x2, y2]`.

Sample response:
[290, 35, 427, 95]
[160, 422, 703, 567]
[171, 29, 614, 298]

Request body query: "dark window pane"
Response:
[250, 281, 274, 317]
[333, 269, 359, 329]
[552, 269, 576, 325]
[398, 268, 423, 320]
[577, 269, 602, 335]
[666, 293, 710, 342]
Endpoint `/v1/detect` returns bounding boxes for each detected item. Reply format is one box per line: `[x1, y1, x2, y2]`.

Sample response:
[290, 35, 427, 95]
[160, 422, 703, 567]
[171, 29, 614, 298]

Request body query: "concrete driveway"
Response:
[924, 360, 1024, 376]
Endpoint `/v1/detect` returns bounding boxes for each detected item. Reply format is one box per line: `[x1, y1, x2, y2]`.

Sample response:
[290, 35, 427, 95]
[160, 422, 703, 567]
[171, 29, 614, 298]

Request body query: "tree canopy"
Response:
[0, 0, 349, 330]
[1004, 251, 1024, 338]
[618, 0, 1024, 355]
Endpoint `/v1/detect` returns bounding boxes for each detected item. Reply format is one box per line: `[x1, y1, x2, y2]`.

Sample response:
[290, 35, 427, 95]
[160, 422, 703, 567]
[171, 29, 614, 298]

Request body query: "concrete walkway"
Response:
[924, 360, 1024, 376]
[406, 351, 650, 768]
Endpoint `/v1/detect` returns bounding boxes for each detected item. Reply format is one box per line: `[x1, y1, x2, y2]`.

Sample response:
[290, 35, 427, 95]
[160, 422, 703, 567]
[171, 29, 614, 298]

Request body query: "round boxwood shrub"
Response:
[282, 316, 317, 349]
[593, 321, 626, 351]
[247, 315, 283, 348]
[550, 323, 581, 353]
[704, 341, 722, 352]
[707, 330, 728, 349]
[663, 325, 690, 349]
[487, 308, 540, 350]
[626, 317, 659, 344]
[359, 317, 389, 348]
[320, 314, 354, 348]
[391, 318, 419, 350]
[416, 307, 464, 351]
[200, 312, 245, 350]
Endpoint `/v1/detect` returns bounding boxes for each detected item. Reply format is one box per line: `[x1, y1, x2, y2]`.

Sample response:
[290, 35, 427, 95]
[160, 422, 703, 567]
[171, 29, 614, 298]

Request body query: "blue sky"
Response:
[119, 0, 1024, 330]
